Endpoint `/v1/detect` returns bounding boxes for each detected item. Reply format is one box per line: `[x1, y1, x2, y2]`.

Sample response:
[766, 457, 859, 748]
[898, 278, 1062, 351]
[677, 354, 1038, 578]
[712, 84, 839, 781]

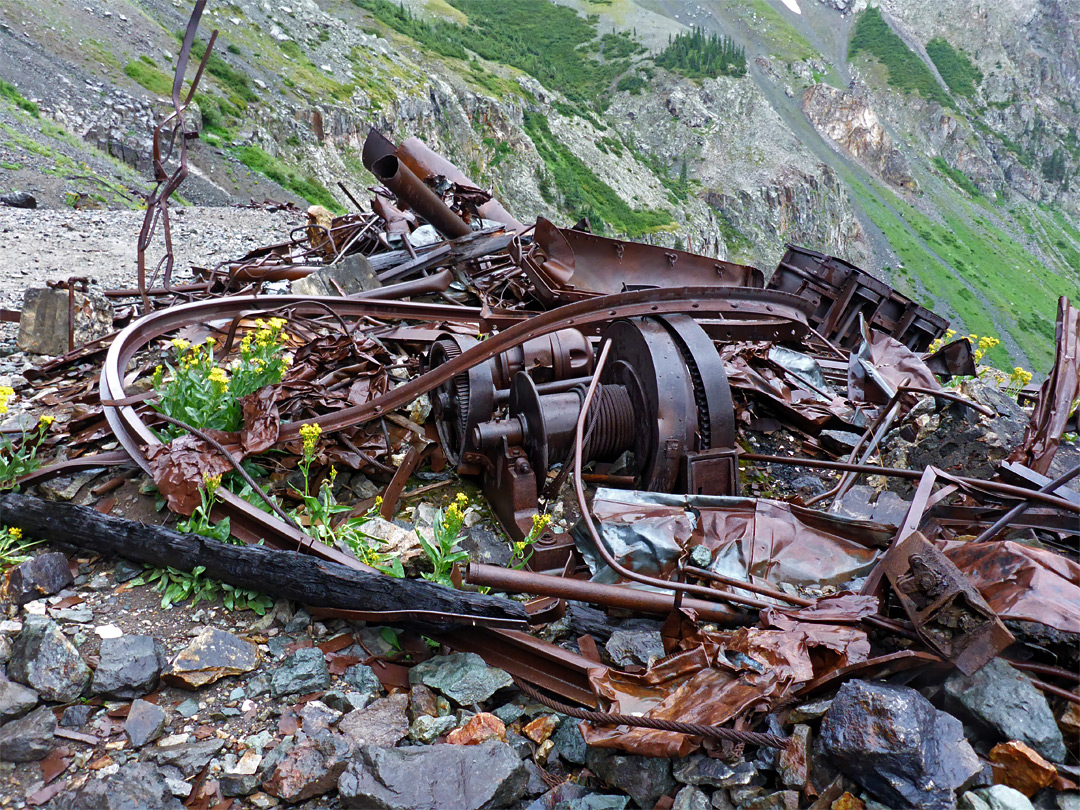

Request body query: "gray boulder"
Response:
[47, 761, 184, 810]
[0, 675, 38, 721]
[91, 635, 167, 698]
[7, 615, 90, 702]
[586, 746, 676, 809]
[0, 704, 56, 762]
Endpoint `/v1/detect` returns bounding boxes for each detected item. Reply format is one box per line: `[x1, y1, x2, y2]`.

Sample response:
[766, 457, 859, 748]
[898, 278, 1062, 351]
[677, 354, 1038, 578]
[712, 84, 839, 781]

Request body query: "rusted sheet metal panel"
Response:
[1007, 296, 1080, 475]
[767, 244, 948, 351]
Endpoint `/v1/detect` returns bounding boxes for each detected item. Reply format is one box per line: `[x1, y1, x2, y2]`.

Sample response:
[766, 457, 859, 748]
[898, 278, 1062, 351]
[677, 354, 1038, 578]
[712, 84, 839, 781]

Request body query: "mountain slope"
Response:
[0, 0, 1076, 372]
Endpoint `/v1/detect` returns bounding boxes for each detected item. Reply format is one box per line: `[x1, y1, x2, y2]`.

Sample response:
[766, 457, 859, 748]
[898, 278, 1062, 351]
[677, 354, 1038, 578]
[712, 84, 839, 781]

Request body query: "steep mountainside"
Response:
[0, 0, 1077, 371]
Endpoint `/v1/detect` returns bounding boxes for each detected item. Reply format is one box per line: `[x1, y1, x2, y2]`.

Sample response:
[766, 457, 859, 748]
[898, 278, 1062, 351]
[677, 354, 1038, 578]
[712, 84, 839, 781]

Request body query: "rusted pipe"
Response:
[972, 461, 1080, 543]
[464, 563, 741, 623]
[370, 154, 471, 240]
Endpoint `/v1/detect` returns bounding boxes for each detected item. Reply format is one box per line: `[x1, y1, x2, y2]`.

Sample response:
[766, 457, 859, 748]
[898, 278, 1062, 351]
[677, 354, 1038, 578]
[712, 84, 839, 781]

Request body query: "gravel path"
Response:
[0, 206, 306, 310]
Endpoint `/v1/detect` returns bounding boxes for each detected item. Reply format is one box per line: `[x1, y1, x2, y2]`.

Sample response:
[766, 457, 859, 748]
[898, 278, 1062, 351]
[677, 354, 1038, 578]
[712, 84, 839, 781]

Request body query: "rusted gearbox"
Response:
[429, 314, 738, 541]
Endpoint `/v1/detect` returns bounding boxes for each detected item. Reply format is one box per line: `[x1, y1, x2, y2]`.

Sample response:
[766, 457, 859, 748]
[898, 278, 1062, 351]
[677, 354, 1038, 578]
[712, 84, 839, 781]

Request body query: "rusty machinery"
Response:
[428, 316, 738, 549]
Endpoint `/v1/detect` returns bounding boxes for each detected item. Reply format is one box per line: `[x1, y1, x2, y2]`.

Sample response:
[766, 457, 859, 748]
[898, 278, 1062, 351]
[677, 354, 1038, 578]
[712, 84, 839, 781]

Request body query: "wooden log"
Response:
[0, 493, 528, 630]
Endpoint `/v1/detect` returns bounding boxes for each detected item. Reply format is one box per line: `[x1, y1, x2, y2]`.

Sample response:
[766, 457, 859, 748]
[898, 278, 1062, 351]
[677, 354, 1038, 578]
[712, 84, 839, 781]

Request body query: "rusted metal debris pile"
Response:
[3, 6, 1078, 807]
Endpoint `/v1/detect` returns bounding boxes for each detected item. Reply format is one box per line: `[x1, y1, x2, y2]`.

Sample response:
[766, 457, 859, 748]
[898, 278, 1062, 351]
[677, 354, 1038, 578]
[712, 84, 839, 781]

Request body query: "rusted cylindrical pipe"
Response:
[464, 562, 742, 624]
[370, 154, 471, 240]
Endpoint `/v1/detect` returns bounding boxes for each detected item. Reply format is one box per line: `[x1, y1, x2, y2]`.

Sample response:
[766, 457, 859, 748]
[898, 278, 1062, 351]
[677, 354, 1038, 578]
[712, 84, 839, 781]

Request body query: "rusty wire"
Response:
[512, 676, 791, 749]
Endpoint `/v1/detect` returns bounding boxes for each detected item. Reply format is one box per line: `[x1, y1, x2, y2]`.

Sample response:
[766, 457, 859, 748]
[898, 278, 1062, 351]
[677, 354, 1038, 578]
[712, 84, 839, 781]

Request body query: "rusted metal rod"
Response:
[972, 462, 1080, 543]
[464, 563, 742, 623]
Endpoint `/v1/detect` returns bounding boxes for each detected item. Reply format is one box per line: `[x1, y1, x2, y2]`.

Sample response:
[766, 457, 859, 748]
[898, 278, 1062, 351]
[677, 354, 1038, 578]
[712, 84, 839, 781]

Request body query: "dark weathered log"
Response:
[0, 493, 528, 630]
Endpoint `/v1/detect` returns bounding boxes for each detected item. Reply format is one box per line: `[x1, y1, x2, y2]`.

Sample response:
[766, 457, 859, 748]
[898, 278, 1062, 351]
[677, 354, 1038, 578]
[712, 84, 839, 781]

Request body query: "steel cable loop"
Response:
[511, 677, 790, 749]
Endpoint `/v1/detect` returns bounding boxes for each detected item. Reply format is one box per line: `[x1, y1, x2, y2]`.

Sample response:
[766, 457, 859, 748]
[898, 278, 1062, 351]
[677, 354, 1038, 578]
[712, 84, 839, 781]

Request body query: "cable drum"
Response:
[581, 384, 635, 462]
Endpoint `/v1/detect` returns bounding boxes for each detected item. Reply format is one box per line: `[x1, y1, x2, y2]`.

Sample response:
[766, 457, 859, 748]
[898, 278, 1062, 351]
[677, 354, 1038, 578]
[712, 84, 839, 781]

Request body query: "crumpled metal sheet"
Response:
[581, 611, 870, 757]
[146, 430, 238, 515]
[1007, 296, 1079, 475]
[579, 490, 894, 593]
[942, 539, 1080, 634]
[848, 318, 940, 405]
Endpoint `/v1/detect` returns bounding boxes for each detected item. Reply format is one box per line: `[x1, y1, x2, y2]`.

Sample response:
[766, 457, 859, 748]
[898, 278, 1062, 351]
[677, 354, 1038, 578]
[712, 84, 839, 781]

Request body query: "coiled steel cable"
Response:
[512, 676, 790, 749]
[582, 384, 635, 461]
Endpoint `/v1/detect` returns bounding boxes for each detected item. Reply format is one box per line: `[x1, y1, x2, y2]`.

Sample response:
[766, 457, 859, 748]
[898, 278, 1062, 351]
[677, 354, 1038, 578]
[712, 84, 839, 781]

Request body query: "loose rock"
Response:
[7, 615, 90, 702]
[124, 698, 166, 748]
[447, 712, 506, 745]
[409, 652, 513, 705]
[91, 635, 167, 698]
[270, 646, 330, 697]
[339, 692, 409, 748]
[2, 552, 74, 604]
[47, 761, 184, 810]
[945, 659, 1067, 763]
[821, 680, 980, 810]
[586, 746, 676, 809]
[0, 674, 38, 721]
[674, 786, 711, 810]
[988, 741, 1057, 796]
[604, 628, 665, 668]
[163, 628, 259, 690]
[261, 729, 350, 802]
[0, 704, 56, 762]
[144, 738, 225, 776]
[338, 740, 527, 810]
[409, 712, 457, 743]
[551, 715, 587, 766]
[673, 753, 737, 788]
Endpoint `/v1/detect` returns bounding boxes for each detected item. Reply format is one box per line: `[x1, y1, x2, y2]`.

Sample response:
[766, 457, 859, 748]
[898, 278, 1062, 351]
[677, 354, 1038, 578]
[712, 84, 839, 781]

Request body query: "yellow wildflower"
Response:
[205, 337, 216, 347]
[446, 503, 464, 523]
[531, 512, 552, 536]
[208, 367, 229, 385]
[455, 492, 469, 507]
[300, 423, 322, 455]
[170, 338, 190, 351]
[268, 317, 288, 331]
[0, 385, 15, 416]
[8, 527, 22, 540]
[202, 473, 222, 492]
[38, 414, 55, 428]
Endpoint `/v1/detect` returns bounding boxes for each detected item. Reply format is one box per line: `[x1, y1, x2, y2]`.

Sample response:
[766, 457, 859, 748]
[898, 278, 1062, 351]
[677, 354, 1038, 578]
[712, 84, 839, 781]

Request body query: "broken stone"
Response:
[674, 786, 711, 810]
[124, 698, 166, 748]
[298, 699, 341, 732]
[523, 714, 558, 744]
[17, 285, 114, 356]
[559, 795, 633, 810]
[821, 679, 980, 810]
[47, 761, 184, 810]
[408, 683, 439, 721]
[144, 738, 225, 776]
[604, 628, 665, 668]
[339, 692, 409, 748]
[2, 552, 74, 605]
[270, 646, 330, 697]
[409, 712, 457, 743]
[790, 698, 832, 723]
[163, 628, 258, 690]
[409, 652, 513, 705]
[343, 663, 383, 707]
[91, 635, 167, 698]
[0, 674, 38, 721]
[551, 714, 587, 766]
[988, 741, 1057, 796]
[221, 750, 264, 796]
[945, 658, 1067, 763]
[778, 724, 810, 790]
[447, 712, 506, 745]
[586, 746, 676, 809]
[338, 740, 527, 810]
[0, 191, 37, 209]
[673, 753, 737, 788]
[743, 792, 800, 810]
[290, 253, 381, 297]
[8, 615, 90, 702]
[261, 729, 350, 803]
[963, 786, 1036, 810]
[832, 793, 866, 810]
[59, 704, 94, 728]
[0, 704, 55, 762]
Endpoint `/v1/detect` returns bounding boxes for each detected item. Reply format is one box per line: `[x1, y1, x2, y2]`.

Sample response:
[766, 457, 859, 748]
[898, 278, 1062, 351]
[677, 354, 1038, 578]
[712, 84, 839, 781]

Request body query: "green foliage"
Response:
[655, 27, 746, 79]
[849, 8, 951, 107]
[189, 37, 259, 104]
[0, 80, 39, 116]
[234, 145, 343, 211]
[176, 475, 234, 544]
[524, 111, 673, 236]
[925, 38, 981, 98]
[356, 0, 635, 105]
[0, 396, 52, 491]
[419, 494, 470, 587]
[0, 527, 40, 571]
[133, 565, 273, 614]
[153, 322, 291, 436]
[124, 60, 174, 96]
[932, 156, 980, 197]
[616, 73, 647, 94]
[1043, 148, 1069, 187]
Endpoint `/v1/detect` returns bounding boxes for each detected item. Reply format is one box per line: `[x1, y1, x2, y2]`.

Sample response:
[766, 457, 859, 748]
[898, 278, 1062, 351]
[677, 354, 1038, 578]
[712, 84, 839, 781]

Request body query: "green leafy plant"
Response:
[418, 493, 470, 586]
[509, 512, 552, 570]
[176, 474, 234, 543]
[0, 526, 40, 571]
[152, 319, 292, 435]
[0, 390, 54, 490]
[133, 564, 273, 614]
